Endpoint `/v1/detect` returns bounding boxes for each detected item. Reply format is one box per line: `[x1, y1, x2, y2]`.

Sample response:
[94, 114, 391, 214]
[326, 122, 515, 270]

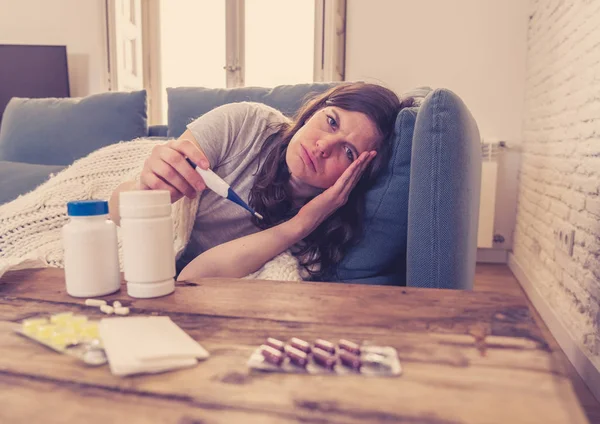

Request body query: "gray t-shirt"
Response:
[182, 102, 289, 262]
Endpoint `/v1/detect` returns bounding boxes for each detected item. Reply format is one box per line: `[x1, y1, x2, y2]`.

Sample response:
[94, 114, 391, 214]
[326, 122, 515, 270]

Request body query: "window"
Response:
[137, 0, 346, 124]
[244, 0, 314, 87]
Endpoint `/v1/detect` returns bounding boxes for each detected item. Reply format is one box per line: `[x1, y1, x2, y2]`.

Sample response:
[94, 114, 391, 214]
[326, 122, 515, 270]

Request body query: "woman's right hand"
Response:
[139, 134, 210, 203]
[294, 151, 375, 235]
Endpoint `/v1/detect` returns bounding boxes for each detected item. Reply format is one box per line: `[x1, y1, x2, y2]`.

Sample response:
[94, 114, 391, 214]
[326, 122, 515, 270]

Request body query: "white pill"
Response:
[100, 305, 114, 315]
[85, 299, 107, 307]
[114, 307, 130, 316]
[112, 301, 122, 308]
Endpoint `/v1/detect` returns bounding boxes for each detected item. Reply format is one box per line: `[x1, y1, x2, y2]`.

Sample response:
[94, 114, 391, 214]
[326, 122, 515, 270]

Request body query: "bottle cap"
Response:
[67, 200, 109, 216]
[119, 190, 171, 218]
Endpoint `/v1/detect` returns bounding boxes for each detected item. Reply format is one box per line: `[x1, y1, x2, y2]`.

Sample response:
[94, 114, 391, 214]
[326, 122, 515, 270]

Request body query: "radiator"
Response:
[478, 141, 500, 248]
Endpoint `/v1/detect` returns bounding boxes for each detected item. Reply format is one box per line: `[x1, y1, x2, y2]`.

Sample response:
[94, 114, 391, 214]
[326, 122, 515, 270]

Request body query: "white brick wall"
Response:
[515, 0, 600, 356]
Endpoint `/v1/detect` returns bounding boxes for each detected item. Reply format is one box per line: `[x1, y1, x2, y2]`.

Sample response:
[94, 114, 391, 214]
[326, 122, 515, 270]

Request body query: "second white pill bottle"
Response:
[119, 190, 175, 298]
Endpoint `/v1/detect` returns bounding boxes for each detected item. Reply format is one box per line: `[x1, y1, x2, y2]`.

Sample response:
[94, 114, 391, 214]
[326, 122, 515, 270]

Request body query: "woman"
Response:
[109, 82, 409, 281]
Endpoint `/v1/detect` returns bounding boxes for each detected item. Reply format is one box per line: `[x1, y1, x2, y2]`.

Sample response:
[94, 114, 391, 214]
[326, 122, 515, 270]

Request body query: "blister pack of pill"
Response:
[16, 312, 107, 366]
[247, 337, 402, 377]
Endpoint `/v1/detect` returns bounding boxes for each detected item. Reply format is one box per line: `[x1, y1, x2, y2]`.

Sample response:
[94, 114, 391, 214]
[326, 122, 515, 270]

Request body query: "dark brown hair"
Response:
[249, 82, 412, 280]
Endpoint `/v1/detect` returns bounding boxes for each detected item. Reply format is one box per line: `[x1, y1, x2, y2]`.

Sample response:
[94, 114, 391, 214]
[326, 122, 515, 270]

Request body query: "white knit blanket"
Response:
[0, 138, 303, 282]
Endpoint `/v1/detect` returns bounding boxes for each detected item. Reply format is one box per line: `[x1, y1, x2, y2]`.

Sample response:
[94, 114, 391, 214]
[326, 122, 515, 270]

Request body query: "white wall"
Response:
[0, 0, 109, 97]
[345, 0, 529, 254]
[514, 0, 600, 363]
[345, 0, 529, 144]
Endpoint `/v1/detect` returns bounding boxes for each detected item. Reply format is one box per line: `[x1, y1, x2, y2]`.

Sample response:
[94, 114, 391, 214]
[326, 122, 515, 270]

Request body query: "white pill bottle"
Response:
[63, 200, 121, 297]
[119, 190, 175, 298]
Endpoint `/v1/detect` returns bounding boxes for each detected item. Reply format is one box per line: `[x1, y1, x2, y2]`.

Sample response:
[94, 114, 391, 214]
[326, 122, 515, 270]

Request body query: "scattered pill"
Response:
[290, 337, 311, 353]
[100, 305, 114, 315]
[113, 301, 122, 308]
[261, 345, 284, 366]
[312, 347, 336, 370]
[339, 339, 361, 355]
[266, 337, 285, 351]
[284, 345, 308, 368]
[85, 299, 107, 307]
[314, 339, 336, 354]
[114, 307, 130, 316]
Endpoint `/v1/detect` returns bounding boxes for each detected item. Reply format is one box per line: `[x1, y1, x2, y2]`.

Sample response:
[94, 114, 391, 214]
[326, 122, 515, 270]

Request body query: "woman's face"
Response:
[286, 106, 382, 195]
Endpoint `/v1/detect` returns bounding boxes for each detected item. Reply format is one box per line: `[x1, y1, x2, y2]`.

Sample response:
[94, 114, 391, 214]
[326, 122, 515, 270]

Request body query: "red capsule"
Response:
[261, 345, 284, 366]
[339, 351, 361, 371]
[266, 337, 285, 351]
[290, 337, 311, 353]
[339, 339, 361, 355]
[284, 344, 308, 368]
[312, 347, 336, 370]
[314, 338, 336, 354]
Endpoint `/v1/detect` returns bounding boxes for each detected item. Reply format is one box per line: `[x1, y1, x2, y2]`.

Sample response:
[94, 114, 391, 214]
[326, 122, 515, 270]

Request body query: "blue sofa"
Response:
[0, 84, 481, 289]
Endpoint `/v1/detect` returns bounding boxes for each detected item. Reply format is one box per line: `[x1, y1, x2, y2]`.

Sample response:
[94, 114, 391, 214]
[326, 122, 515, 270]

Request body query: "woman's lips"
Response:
[300, 145, 317, 172]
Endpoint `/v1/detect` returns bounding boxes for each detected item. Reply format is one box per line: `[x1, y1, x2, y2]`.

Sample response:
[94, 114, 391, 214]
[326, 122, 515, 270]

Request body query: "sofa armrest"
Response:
[407, 89, 481, 290]
[0, 161, 66, 205]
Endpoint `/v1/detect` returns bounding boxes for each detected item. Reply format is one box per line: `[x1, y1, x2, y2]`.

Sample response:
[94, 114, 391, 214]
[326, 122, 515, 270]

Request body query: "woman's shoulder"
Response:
[216, 101, 289, 125]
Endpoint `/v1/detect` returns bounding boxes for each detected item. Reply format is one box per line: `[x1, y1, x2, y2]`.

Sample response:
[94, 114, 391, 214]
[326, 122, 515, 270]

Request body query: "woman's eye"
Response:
[327, 115, 337, 129]
[345, 146, 355, 162]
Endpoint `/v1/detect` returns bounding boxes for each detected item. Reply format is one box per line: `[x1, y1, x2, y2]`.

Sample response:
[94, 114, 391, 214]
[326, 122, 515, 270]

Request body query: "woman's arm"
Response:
[108, 129, 210, 225]
[177, 150, 376, 281]
[177, 215, 311, 280]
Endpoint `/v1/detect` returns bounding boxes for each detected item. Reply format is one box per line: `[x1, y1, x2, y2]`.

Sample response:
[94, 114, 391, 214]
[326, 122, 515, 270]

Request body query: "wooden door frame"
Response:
[141, 0, 162, 125]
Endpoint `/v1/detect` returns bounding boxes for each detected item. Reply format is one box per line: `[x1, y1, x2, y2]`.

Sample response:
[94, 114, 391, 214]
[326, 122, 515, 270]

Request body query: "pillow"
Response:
[166, 83, 337, 138]
[333, 106, 419, 285]
[0, 90, 148, 166]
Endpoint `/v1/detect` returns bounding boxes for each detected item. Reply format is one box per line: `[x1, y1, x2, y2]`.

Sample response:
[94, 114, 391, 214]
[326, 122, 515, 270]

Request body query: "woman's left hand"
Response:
[294, 150, 377, 235]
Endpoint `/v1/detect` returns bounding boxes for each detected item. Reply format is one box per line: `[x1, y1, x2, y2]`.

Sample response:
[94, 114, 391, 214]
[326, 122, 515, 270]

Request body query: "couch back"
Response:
[1, 84, 479, 288]
[164, 84, 421, 285]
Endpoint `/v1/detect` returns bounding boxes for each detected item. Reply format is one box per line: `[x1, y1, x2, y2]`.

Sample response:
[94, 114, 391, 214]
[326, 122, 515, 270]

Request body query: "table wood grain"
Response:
[0, 268, 589, 424]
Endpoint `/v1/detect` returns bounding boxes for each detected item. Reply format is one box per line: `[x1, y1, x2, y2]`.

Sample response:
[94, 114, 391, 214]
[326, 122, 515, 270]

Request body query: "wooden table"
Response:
[0, 268, 589, 424]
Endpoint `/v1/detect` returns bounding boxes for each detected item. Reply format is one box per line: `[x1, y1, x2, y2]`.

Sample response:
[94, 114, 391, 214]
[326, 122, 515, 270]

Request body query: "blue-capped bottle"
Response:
[62, 200, 121, 297]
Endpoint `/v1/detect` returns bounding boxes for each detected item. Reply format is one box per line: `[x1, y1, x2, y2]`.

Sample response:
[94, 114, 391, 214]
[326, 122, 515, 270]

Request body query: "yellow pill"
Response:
[57, 326, 78, 339]
[80, 323, 99, 339]
[50, 312, 74, 324]
[36, 324, 58, 339]
[23, 326, 38, 336]
[69, 315, 88, 331]
[22, 318, 48, 334]
[51, 332, 78, 348]
[22, 317, 48, 327]
[49, 341, 67, 350]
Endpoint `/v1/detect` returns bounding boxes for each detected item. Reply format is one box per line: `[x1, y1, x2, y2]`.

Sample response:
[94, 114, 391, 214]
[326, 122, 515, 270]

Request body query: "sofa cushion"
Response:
[0, 161, 66, 205]
[166, 83, 337, 138]
[334, 106, 418, 285]
[0, 90, 148, 166]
